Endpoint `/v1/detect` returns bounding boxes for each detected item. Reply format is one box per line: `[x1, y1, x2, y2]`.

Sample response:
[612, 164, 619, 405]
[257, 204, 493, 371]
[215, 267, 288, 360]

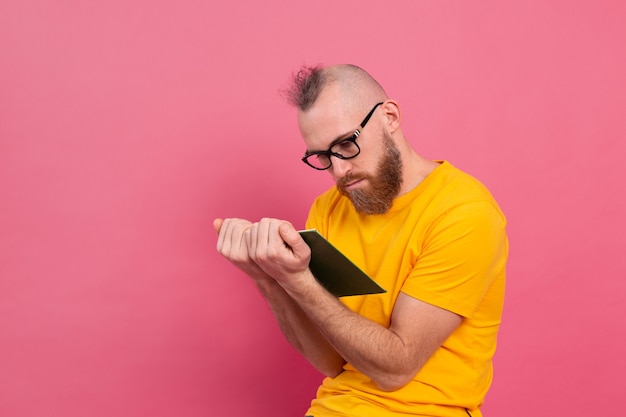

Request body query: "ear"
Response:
[381, 100, 402, 133]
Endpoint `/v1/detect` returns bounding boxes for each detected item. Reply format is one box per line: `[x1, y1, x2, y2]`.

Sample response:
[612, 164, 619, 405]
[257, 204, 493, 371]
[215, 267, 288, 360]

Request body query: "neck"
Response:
[398, 145, 439, 197]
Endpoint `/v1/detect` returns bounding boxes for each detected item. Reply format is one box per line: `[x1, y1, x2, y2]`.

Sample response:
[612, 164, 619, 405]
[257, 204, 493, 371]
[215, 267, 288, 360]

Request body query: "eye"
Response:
[331, 136, 358, 156]
[336, 139, 354, 150]
[315, 154, 331, 164]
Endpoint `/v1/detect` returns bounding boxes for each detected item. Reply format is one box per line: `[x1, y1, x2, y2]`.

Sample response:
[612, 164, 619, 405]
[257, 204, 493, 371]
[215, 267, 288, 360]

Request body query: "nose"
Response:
[330, 156, 352, 178]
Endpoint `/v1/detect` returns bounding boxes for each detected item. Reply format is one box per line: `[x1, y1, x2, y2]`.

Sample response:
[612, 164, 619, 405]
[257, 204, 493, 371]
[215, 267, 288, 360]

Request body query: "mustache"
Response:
[337, 174, 366, 189]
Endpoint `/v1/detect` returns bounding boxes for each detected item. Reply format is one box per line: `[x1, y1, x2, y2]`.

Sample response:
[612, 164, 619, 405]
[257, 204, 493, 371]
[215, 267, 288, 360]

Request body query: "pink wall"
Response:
[1, 1, 625, 416]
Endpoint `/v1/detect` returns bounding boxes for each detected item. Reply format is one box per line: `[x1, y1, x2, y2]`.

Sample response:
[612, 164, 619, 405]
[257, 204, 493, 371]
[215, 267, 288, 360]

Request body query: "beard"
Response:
[337, 132, 403, 215]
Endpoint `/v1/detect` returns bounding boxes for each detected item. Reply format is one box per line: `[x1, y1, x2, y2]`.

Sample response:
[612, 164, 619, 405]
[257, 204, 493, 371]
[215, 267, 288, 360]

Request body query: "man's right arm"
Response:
[254, 276, 346, 377]
[214, 218, 345, 377]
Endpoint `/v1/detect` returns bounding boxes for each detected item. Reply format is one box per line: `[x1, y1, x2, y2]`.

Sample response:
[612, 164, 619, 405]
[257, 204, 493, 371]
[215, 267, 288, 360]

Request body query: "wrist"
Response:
[253, 273, 282, 298]
[279, 269, 326, 301]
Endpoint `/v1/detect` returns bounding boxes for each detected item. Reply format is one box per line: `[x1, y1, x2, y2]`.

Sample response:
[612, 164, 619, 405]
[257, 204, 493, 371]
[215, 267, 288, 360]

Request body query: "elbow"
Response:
[371, 352, 428, 391]
[317, 357, 346, 379]
[323, 366, 344, 379]
[372, 372, 414, 392]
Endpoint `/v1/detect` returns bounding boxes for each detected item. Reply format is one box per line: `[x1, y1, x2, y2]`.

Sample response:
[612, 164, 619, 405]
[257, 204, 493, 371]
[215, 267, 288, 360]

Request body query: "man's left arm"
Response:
[288, 281, 462, 391]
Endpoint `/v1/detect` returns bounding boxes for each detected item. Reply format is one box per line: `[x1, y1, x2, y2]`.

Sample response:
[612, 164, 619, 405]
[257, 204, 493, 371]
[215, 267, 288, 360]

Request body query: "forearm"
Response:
[280, 272, 418, 391]
[237, 218, 433, 389]
[255, 277, 346, 377]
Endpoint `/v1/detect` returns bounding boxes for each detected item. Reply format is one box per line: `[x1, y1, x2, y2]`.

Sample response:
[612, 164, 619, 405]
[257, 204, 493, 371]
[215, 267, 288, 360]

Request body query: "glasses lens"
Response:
[305, 153, 332, 169]
[330, 138, 360, 158]
[303, 136, 361, 170]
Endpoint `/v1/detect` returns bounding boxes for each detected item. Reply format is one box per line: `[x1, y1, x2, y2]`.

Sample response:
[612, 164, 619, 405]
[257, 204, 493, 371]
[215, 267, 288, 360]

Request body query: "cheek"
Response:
[358, 154, 381, 176]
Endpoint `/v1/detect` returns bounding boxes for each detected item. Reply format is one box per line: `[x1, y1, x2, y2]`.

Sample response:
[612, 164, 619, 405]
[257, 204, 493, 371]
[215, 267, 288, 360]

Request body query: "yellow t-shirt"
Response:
[304, 161, 508, 417]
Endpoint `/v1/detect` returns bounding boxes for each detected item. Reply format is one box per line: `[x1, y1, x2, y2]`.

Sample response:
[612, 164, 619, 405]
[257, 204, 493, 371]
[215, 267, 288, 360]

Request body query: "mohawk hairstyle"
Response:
[283, 65, 328, 111]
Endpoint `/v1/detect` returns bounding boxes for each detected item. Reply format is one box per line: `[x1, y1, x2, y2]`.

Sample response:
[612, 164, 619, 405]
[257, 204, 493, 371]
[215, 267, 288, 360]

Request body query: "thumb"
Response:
[278, 222, 310, 259]
[213, 218, 224, 234]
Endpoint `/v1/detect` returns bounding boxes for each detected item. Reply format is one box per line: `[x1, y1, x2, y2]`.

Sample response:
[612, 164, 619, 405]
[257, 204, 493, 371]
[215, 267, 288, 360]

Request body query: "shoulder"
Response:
[427, 161, 506, 221]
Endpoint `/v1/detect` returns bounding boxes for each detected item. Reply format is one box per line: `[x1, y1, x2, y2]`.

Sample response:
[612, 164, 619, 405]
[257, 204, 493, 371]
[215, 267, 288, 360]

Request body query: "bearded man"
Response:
[214, 64, 508, 417]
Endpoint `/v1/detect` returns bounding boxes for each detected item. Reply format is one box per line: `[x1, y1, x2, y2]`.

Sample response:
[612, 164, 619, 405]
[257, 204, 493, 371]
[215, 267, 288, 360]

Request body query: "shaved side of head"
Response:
[324, 65, 388, 112]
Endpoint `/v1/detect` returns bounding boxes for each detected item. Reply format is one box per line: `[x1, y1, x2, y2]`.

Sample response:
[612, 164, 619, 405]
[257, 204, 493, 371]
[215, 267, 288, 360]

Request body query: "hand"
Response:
[246, 218, 312, 288]
[214, 218, 273, 284]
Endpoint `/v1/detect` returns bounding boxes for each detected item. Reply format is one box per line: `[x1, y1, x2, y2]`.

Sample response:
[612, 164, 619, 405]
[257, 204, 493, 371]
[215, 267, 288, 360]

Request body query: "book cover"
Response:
[298, 229, 386, 297]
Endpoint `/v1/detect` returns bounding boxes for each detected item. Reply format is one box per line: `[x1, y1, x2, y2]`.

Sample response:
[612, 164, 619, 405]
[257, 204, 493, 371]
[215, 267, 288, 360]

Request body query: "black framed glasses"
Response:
[301, 102, 384, 170]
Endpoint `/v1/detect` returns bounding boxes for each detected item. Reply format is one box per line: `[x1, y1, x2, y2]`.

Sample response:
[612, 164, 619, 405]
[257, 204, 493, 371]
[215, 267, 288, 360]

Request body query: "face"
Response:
[335, 130, 403, 215]
[298, 87, 404, 215]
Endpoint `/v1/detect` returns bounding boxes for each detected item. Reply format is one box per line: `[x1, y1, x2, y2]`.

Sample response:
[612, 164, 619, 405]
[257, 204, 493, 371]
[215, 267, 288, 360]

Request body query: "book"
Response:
[298, 229, 386, 297]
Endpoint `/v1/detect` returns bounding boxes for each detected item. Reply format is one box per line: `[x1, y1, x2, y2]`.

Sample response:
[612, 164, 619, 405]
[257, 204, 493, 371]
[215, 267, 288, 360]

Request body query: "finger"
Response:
[213, 218, 224, 234]
[217, 218, 251, 257]
[217, 218, 234, 255]
[247, 221, 259, 259]
[231, 221, 246, 255]
[243, 227, 252, 251]
[256, 218, 272, 254]
[216, 218, 227, 253]
[262, 218, 294, 260]
[268, 218, 286, 248]
[279, 222, 310, 260]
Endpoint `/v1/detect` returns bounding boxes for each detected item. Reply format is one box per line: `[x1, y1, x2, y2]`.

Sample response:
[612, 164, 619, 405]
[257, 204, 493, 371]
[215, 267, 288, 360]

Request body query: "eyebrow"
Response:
[305, 129, 356, 154]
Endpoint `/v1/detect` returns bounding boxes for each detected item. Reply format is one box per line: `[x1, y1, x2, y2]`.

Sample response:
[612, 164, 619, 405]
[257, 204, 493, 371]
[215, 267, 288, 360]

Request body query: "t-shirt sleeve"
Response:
[305, 200, 322, 231]
[305, 191, 334, 236]
[401, 201, 508, 318]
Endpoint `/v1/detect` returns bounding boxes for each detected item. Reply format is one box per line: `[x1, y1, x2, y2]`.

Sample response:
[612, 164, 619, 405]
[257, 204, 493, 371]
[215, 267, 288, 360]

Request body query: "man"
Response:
[214, 64, 508, 417]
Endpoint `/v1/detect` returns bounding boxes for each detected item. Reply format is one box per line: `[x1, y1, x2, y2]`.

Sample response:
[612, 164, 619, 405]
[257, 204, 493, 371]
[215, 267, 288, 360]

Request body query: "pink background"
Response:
[1, 1, 625, 416]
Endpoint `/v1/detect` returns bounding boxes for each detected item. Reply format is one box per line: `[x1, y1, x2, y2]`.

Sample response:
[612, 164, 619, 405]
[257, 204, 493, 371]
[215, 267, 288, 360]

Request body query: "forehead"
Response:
[297, 90, 360, 151]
